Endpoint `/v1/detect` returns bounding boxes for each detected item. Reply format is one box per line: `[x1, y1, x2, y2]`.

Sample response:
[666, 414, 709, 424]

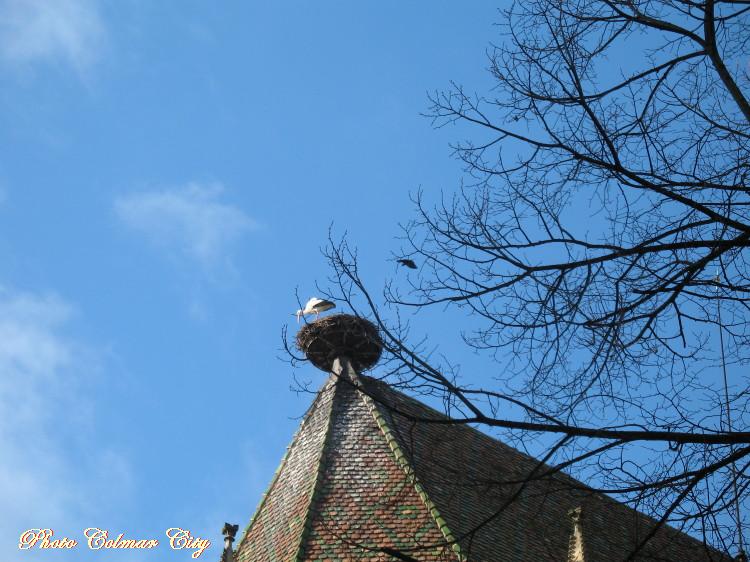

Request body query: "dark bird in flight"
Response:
[397, 259, 417, 269]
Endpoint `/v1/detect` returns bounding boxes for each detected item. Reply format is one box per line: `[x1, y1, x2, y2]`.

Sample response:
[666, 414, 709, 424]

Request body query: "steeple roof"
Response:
[234, 358, 729, 561]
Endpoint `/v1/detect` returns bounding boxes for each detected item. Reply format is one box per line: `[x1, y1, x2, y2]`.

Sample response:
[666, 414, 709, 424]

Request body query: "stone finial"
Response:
[220, 523, 238, 562]
[567, 507, 585, 562]
[297, 314, 382, 372]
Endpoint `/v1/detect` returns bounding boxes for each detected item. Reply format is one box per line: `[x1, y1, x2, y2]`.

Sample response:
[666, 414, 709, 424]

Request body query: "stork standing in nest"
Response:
[295, 297, 336, 322]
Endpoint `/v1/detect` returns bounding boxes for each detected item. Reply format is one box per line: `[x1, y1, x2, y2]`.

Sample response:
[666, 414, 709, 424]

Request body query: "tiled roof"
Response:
[234, 359, 732, 561]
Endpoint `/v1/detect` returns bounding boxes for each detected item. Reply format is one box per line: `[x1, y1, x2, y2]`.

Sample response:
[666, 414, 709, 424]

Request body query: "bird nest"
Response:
[297, 314, 383, 372]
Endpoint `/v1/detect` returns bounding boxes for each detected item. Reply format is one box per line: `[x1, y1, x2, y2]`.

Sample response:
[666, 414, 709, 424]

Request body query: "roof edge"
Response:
[358, 375, 730, 560]
[293, 376, 339, 561]
[234, 376, 337, 553]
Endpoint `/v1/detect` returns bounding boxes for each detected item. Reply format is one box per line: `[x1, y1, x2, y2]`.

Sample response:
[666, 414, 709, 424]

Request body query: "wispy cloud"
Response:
[0, 287, 132, 561]
[0, 0, 105, 71]
[114, 183, 257, 270]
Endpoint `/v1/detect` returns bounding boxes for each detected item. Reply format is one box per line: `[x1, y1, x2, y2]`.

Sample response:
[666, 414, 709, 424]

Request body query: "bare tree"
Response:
[318, 0, 750, 558]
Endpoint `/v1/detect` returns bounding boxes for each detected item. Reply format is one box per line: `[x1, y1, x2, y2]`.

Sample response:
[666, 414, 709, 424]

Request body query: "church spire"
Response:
[226, 313, 729, 561]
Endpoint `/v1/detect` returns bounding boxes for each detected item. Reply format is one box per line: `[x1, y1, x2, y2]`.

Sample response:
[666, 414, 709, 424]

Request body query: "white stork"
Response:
[295, 297, 336, 322]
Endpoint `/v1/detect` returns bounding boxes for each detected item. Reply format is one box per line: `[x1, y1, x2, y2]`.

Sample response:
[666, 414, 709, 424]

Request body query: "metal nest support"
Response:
[297, 314, 383, 372]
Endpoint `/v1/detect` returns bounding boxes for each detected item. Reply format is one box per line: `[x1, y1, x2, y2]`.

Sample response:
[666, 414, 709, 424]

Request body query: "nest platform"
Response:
[297, 314, 382, 372]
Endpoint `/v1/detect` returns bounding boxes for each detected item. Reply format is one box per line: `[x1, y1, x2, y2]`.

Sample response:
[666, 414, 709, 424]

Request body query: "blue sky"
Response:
[0, 1, 503, 560]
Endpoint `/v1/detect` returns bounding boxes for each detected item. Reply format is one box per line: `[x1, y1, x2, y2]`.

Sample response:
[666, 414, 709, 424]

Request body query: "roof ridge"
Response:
[292, 375, 339, 561]
[347, 364, 465, 561]
[234, 376, 337, 554]
[359, 375, 545, 465]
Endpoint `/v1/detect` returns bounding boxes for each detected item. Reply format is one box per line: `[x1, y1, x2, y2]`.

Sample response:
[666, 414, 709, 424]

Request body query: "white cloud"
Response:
[115, 183, 257, 269]
[0, 287, 132, 561]
[0, 290, 73, 427]
[0, 0, 105, 71]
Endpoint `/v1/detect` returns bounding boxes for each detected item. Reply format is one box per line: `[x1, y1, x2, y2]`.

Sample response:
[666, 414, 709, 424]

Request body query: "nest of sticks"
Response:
[297, 314, 383, 372]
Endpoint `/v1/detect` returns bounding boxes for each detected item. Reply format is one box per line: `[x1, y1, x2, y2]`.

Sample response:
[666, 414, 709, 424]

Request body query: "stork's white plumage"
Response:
[295, 297, 336, 322]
